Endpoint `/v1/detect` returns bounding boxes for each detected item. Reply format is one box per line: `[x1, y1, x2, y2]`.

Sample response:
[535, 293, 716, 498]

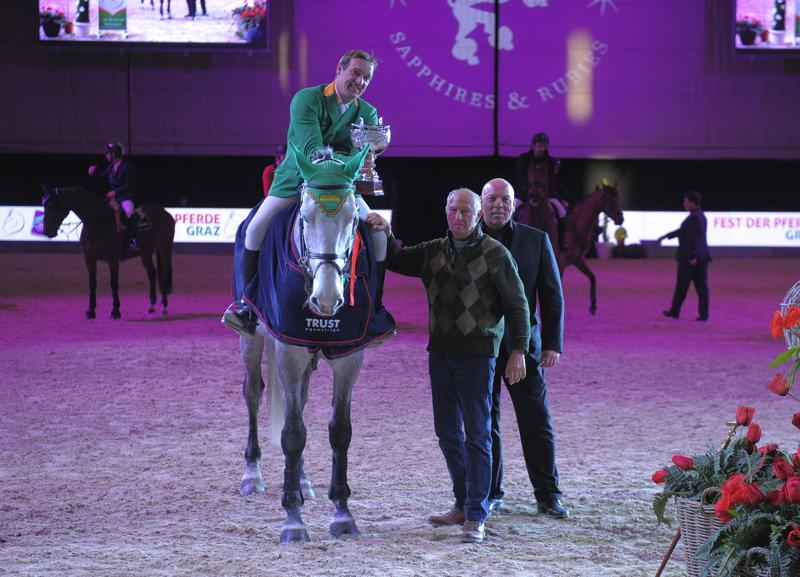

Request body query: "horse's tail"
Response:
[157, 210, 175, 295]
[265, 337, 284, 446]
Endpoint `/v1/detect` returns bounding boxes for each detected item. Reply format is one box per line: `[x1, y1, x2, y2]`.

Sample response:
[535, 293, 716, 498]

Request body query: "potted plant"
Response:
[39, 5, 67, 38]
[652, 299, 800, 577]
[736, 14, 764, 46]
[231, 1, 267, 43]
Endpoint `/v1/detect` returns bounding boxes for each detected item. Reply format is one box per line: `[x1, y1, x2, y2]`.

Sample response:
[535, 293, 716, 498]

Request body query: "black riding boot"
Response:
[223, 249, 260, 336]
[126, 212, 140, 249]
[557, 216, 569, 251]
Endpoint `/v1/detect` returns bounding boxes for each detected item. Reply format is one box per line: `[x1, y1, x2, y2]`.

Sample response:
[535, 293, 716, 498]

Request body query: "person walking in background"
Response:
[262, 144, 286, 196]
[479, 178, 568, 519]
[658, 190, 711, 321]
[370, 188, 531, 543]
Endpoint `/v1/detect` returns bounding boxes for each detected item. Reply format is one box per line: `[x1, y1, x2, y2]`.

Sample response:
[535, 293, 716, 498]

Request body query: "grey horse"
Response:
[237, 145, 374, 544]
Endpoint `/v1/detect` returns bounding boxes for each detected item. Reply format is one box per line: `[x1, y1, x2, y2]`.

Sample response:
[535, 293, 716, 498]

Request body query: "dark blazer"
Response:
[665, 208, 710, 264]
[489, 220, 564, 362]
[96, 160, 136, 203]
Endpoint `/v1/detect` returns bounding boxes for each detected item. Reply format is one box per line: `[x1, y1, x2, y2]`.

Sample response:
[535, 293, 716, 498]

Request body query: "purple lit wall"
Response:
[3, 1, 800, 158]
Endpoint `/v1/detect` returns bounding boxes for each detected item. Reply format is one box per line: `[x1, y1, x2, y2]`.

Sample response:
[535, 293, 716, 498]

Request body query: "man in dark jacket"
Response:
[372, 187, 530, 544]
[89, 141, 139, 248]
[479, 177, 568, 519]
[658, 190, 711, 321]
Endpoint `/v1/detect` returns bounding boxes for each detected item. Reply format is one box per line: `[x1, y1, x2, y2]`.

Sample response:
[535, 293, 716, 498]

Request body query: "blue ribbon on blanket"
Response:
[232, 202, 395, 358]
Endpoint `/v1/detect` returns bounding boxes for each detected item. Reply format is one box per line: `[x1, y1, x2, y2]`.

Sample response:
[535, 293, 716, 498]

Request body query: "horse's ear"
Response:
[291, 142, 316, 182]
[342, 146, 370, 182]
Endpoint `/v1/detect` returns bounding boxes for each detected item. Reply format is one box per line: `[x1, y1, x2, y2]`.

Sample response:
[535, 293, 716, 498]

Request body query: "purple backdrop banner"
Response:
[294, 0, 800, 159]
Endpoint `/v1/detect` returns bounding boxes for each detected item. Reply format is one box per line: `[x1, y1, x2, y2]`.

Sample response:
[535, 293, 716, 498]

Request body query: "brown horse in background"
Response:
[516, 183, 624, 315]
[42, 186, 175, 319]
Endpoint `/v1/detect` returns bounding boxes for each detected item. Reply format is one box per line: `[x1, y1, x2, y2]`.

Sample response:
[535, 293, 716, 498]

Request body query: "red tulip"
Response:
[758, 443, 779, 454]
[766, 489, 786, 506]
[771, 310, 785, 338]
[735, 405, 755, 426]
[652, 469, 667, 484]
[793, 412, 800, 431]
[783, 305, 800, 329]
[767, 373, 789, 396]
[672, 455, 694, 470]
[788, 524, 800, 548]
[714, 496, 734, 523]
[746, 423, 761, 444]
[774, 456, 795, 481]
[785, 476, 800, 503]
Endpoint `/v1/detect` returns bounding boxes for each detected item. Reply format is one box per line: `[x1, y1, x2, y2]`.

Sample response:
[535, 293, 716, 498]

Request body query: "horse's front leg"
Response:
[328, 351, 364, 538]
[109, 259, 121, 319]
[276, 344, 314, 544]
[84, 254, 97, 319]
[240, 331, 266, 495]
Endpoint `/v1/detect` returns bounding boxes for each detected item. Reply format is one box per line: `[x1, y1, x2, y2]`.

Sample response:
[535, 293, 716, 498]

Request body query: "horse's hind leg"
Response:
[240, 331, 266, 495]
[328, 352, 364, 538]
[574, 258, 597, 315]
[109, 259, 122, 319]
[84, 255, 97, 319]
[141, 253, 158, 314]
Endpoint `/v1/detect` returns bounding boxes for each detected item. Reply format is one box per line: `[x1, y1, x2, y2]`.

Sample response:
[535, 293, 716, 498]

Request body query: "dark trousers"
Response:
[186, 0, 205, 16]
[669, 260, 709, 319]
[490, 355, 560, 503]
[429, 352, 495, 524]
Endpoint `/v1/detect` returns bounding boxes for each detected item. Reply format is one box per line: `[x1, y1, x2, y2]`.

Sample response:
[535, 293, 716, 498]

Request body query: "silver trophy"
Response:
[350, 117, 391, 196]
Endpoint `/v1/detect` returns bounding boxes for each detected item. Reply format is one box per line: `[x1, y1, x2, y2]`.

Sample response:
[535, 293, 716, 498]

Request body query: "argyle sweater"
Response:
[386, 228, 530, 357]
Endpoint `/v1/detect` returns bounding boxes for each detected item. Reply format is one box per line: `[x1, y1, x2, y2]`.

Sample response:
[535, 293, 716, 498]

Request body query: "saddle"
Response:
[232, 202, 396, 358]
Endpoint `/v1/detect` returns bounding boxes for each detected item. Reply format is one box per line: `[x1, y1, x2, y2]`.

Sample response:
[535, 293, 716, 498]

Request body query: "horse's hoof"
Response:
[589, 307, 596, 316]
[161, 308, 168, 317]
[85, 310, 96, 320]
[110, 310, 121, 320]
[330, 518, 359, 539]
[240, 477, 265, 495]
[147, 306, 156, 315]
[299, 478, 316, 500]
[279, 525, 310, 545]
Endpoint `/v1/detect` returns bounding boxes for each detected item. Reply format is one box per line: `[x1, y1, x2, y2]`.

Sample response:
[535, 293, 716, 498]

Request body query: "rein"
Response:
[296, 187, 360, 305]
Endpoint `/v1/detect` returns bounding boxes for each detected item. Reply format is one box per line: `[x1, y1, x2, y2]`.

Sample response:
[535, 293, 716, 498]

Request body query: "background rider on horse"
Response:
[514, 132, 572, 251]
[89, 141, 141, 251]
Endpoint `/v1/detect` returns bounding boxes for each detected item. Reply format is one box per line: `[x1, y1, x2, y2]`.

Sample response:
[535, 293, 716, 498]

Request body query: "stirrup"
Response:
[221, 301, 258, 338]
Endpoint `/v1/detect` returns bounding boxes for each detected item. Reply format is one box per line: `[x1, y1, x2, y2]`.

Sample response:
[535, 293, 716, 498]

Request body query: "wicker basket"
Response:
[674, 489, 723, 577]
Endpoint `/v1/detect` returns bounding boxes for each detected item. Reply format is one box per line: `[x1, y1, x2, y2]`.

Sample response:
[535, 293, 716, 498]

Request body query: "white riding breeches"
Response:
[244, 194, 386, 261]
[549, 198, 567, 219]
[120, 199, 134, 218]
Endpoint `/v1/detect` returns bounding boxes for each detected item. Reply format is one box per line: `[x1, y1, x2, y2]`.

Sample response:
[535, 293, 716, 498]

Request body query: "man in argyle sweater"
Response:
[370, 188, 530, 543]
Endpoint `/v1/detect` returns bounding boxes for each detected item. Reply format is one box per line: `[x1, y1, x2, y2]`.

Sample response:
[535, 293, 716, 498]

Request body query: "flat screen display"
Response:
[735, 0, 800, 52]
[38, 0, 269, 49]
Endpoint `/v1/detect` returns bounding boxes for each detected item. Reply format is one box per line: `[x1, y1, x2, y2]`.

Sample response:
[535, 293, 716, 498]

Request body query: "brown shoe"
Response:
[428, 507, 465, 526]
[461, 520, 485, 543]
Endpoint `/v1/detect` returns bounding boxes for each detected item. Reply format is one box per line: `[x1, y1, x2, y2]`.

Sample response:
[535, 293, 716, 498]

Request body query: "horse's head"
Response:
[599, 182, 624, 226]
[294, 144, 369, 317]
[41, 188, 69, 238]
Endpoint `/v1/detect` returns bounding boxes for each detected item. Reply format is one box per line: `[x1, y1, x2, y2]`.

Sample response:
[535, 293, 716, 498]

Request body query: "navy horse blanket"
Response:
[233, 202, 396, 358]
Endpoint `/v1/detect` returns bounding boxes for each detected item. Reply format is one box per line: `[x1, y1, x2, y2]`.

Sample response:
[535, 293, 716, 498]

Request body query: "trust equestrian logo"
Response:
[387, 0, 619, 109]
[305, 318, 342, 333]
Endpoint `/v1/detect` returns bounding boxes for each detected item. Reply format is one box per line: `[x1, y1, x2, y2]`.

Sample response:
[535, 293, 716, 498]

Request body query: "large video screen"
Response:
[38, 0, 269, 49]
[735, 0, 800, 52]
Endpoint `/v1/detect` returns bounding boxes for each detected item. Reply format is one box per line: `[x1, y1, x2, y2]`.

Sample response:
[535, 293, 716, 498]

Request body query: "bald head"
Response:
[480, 178, 515, 231]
